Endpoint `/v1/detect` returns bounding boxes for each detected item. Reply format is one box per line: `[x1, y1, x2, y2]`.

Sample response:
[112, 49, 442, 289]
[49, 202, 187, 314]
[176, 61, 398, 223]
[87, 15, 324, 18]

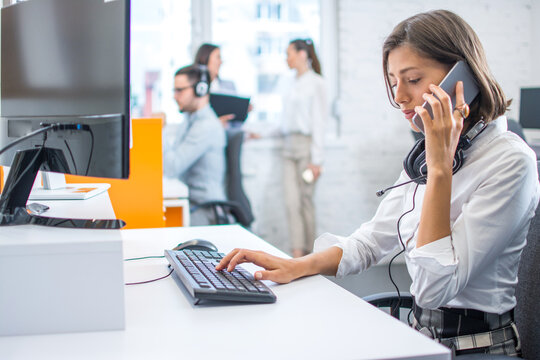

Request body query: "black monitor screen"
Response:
[520, 88, 540, 129]
[0, 0, 130, 179]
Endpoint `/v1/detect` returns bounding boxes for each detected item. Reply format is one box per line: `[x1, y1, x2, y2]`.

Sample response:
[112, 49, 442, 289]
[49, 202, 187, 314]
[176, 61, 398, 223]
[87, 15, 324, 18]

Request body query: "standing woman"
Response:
[283, 39, 327, 257]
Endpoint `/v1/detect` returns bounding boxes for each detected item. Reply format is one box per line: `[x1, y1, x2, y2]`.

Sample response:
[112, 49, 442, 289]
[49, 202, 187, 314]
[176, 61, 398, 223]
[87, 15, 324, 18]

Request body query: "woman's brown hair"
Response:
[382, 10, 510, 124]
[194, 43, 219, 67]
[290, 39, 322, 75]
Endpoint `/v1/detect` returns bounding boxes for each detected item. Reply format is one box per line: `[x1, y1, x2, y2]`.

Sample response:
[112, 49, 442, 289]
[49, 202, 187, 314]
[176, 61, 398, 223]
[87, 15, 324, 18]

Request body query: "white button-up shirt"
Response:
[314, 116, 540, 313]
[281, 69, 327, 165]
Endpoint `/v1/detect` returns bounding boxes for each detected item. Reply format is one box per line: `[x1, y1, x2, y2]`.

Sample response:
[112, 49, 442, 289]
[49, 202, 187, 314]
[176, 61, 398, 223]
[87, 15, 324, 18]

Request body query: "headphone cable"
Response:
[388, 182, 420, 318]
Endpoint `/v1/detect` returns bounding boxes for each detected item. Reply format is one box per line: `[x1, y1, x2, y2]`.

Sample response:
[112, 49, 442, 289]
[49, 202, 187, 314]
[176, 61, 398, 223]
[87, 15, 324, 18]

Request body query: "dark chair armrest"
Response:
[191, 200, 251, 227]
[364, 292, 413, 319]
[191, 200, 242, 211]
[364, 291, 413, 308]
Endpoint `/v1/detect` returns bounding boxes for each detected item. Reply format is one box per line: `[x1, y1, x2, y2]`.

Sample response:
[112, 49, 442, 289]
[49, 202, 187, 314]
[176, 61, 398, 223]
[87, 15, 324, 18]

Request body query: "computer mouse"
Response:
[173, 239, 218, 252]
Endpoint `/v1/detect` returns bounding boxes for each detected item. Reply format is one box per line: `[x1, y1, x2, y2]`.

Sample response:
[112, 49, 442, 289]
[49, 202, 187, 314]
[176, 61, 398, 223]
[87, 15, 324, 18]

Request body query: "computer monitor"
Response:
[0, 0, 130, 228]
[519, 88, 540, 129]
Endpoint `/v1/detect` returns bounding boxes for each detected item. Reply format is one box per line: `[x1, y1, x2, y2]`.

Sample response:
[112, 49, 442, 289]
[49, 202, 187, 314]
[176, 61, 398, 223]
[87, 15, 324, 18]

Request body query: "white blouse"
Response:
[314, 116, 540, 313]
[281, 69, 327, 165]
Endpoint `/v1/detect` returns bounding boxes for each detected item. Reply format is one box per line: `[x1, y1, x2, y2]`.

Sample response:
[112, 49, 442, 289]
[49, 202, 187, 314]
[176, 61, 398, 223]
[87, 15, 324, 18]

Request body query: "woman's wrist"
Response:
[294, 246, 342, 278]
[426, 166, 452, 181]
[290, 257, 315, 279]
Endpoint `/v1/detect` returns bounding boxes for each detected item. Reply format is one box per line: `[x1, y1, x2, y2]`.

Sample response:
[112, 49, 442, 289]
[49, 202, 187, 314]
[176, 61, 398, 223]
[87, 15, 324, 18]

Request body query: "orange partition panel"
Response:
[164, 206, 184, 227]
[66, 118, 165, 229]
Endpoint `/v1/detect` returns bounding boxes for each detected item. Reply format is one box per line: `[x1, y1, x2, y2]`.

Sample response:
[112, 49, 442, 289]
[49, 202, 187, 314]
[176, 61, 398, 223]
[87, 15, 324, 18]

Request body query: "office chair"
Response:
[365, 161, 540, 359]
[507, 119, 528, 143]
[191, 128, 254, 228]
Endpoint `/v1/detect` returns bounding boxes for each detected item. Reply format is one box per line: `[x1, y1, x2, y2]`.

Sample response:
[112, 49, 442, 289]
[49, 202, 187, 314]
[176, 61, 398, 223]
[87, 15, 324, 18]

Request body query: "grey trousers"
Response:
[282, 134, 317, 253]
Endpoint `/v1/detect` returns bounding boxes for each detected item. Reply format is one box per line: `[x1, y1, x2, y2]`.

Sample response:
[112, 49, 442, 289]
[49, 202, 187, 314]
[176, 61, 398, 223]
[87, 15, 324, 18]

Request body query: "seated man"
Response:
[163, 65, 226, 225]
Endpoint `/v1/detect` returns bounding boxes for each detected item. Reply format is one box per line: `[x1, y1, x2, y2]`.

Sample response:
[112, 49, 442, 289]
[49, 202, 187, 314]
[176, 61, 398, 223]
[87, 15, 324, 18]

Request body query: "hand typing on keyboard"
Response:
[165, 249, 277, 304]
[215, 249, 304, 284]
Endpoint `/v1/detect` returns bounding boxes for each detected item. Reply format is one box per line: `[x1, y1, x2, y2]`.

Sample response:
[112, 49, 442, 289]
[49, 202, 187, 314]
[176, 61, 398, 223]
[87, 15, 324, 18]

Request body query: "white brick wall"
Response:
[243, 0, 538, 254]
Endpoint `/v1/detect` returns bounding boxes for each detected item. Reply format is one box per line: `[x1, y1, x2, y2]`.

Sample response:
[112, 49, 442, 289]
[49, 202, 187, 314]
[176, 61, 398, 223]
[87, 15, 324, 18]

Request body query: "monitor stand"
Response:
[0, 148, 125, 228]
[29, 172, 111, 200]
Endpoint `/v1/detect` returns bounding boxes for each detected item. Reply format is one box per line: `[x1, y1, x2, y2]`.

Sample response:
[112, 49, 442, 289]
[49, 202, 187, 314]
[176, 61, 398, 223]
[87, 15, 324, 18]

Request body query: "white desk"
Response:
[0, 222, 450, 360]
[34, 191, 116, 219]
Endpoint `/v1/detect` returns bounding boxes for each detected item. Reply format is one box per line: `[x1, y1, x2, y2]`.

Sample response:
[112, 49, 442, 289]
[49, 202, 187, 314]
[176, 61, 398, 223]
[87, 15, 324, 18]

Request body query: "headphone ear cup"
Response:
[194, 81, 209, 97]
[404, 139, 428, 184]
[403, 138, 465, 185]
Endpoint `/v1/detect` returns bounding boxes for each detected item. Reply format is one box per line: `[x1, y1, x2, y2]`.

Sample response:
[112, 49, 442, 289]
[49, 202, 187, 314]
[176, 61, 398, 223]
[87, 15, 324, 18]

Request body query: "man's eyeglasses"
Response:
[173, 86, 192, 94]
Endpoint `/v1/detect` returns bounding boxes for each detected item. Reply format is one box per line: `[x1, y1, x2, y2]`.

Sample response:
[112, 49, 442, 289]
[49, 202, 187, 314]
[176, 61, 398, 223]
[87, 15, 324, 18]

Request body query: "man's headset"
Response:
[193, 65, 210, 97]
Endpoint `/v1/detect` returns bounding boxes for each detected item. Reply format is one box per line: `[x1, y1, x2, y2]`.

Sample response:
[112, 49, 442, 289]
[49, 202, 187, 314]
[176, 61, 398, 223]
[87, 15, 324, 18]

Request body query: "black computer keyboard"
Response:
[164, 249, 276, 304]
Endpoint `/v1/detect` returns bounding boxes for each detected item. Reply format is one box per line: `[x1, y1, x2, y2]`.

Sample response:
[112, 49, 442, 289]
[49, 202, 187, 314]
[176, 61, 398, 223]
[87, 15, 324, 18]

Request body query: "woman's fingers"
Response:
[422, 92, 443, 123]
[455, 81, 465, 110]
[226, 249, 259, 272]
[216, 249, 276, 272]
[255, 269, 293, 283]
[414, 104, 432, 132]
[428, 84, 453, 118]
[216, 249, 297, 284]
[452, 81, 468, 121]
[215, 248, 241, 270]
[218, 114, 235, 127]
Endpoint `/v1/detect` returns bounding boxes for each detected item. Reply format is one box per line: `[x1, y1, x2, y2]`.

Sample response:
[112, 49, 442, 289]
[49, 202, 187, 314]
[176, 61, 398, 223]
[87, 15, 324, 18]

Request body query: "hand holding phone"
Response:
[412, 60, 480, 134]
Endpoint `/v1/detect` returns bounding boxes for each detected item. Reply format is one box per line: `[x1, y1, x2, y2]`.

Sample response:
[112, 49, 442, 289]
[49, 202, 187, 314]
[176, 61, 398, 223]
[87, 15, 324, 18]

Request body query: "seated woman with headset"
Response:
[216, 10, 539, 356]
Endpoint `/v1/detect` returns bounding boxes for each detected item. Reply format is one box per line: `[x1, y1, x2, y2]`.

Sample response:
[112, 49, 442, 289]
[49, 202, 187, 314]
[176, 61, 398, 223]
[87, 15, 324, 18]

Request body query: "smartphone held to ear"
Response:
[412, 60, 480, 134]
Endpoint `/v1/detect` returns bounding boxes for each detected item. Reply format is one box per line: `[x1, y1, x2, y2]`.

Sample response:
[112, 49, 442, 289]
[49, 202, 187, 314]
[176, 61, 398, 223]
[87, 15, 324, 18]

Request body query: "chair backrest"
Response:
[514, 160, 540, 358]
[507, 118, 528, 143]
[225, 129, 254, 227]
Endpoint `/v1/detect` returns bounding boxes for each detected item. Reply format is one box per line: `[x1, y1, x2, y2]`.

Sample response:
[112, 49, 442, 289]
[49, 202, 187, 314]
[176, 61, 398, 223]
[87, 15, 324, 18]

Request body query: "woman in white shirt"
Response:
[217, 10, 539, 356]
[282, 39, 327, 258]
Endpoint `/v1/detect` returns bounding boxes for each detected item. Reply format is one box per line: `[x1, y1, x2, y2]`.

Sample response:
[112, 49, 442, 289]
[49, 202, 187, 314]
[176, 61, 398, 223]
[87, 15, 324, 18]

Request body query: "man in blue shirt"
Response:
[163, 65, 226, 225]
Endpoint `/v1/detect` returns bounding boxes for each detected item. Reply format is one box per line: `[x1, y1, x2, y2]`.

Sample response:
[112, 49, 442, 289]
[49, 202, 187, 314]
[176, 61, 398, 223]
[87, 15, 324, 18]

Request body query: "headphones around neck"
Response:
[403, 120, 488, 184]
[193, 65, 210, 97]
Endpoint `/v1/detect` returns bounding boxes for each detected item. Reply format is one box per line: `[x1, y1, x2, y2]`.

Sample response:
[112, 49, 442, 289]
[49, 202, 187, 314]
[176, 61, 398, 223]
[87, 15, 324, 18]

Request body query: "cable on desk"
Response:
[125, 268, 174, 286]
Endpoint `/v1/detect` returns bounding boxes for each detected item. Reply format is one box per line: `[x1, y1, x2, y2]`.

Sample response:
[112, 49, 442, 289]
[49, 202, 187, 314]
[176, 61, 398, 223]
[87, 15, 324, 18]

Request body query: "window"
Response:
[212, 0, 321, 125]
[130, 0, 191, 122]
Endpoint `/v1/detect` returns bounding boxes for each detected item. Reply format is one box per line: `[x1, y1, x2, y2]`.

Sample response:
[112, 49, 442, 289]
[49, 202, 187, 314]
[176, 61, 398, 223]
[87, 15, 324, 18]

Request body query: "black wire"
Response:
[388, 183, 420, 318]
[125, 268, 174, 286]
[85, 128, 94, 176]
[124, 255, 165, 261]
[0, 125, 55, 157]
[64, 139, 78, 174]
[1, 124, 94, 210]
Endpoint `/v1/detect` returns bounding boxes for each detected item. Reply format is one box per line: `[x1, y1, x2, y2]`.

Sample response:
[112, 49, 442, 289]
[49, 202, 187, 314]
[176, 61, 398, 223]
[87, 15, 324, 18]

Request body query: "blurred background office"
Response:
[131, 0, 540, 256]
